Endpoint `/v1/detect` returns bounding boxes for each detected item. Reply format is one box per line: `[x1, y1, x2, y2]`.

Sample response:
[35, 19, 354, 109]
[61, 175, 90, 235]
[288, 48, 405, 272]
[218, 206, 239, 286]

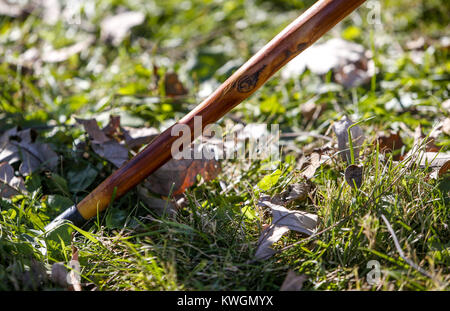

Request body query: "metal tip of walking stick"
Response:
[44, 205, 87, 232]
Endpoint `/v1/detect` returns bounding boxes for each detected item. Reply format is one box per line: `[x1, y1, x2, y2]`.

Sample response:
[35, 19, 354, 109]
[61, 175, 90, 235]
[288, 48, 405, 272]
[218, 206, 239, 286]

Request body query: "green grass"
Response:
[0, 0, 449, 290]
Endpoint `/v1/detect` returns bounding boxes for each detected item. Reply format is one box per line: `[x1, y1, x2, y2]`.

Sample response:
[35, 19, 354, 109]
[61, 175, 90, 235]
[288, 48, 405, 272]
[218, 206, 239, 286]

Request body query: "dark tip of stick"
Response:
[44, 205, 87, 232]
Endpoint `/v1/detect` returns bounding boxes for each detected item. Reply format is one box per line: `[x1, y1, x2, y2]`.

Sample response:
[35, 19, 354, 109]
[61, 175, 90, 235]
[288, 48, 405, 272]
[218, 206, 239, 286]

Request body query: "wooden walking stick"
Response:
[45, 0, 367, 230]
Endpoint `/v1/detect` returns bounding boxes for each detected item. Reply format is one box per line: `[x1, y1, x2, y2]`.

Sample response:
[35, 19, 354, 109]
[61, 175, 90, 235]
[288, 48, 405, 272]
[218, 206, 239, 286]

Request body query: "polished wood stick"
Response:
[46, 0, 367, 229]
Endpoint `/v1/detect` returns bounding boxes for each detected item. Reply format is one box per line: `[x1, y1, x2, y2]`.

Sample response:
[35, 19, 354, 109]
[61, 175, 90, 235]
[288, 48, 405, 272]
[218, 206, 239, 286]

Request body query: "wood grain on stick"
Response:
[76, 0, 366, 219]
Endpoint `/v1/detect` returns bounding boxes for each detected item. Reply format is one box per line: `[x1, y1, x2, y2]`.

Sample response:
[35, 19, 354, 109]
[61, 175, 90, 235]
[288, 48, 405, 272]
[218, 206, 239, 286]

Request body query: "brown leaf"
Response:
[255, 200, 318, 260]
[100, 11, 145, 46]
[332, 116, 365, 164]
[438, 160, 450, 177]
[344, 164, 363, 189]
[280, 270, 307, 291]
[164, 72, 188, 97]
[300, 98, 325, 123]
[146, 146, 221, 196]
[376, 131, 404, 160]
[0, 162, 27, 198]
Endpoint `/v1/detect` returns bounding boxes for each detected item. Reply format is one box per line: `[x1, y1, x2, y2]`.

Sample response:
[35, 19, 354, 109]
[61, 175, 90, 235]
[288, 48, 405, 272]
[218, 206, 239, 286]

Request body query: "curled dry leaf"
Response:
[255, 200, 318, 260]
[0, 162, 27, 198]
[0, 127, 58, 175]
[280, 270, 307, 291]
[332, 116, 365, 164]
[100, 11, 145, 46]
[344, 164, 363, 189]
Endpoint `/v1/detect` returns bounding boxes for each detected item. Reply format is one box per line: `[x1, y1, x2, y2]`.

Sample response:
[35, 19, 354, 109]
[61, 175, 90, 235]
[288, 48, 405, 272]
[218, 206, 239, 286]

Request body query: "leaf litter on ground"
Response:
[254, 183, 318, 260]
[76, 115, 221, 213]
[0, 127, 58, 175]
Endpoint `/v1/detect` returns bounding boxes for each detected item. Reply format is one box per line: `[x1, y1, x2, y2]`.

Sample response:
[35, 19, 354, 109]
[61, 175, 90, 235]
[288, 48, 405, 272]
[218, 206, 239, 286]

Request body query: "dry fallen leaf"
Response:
[164, 72, 188, 97]
[76, 117, 129, 168]
[100, 11, 145, 46]
[332, 116, 365, 164]
[301, 152, 330, 179]
[0, 162, 27, 198]
[280, 270, 307, 291]
[146, 146, 221, 196]
[255, 200, 318, 260]
[418, 152, 450, 179]
[0, 127, 58, 175]
[76, 115, 158, 168]
[375, 131, 404, 160]
[344, 164, 363, 189]
[91, 141, 129, 168]
[281, 38, 375, 88]
[68, 245, 82, 291]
